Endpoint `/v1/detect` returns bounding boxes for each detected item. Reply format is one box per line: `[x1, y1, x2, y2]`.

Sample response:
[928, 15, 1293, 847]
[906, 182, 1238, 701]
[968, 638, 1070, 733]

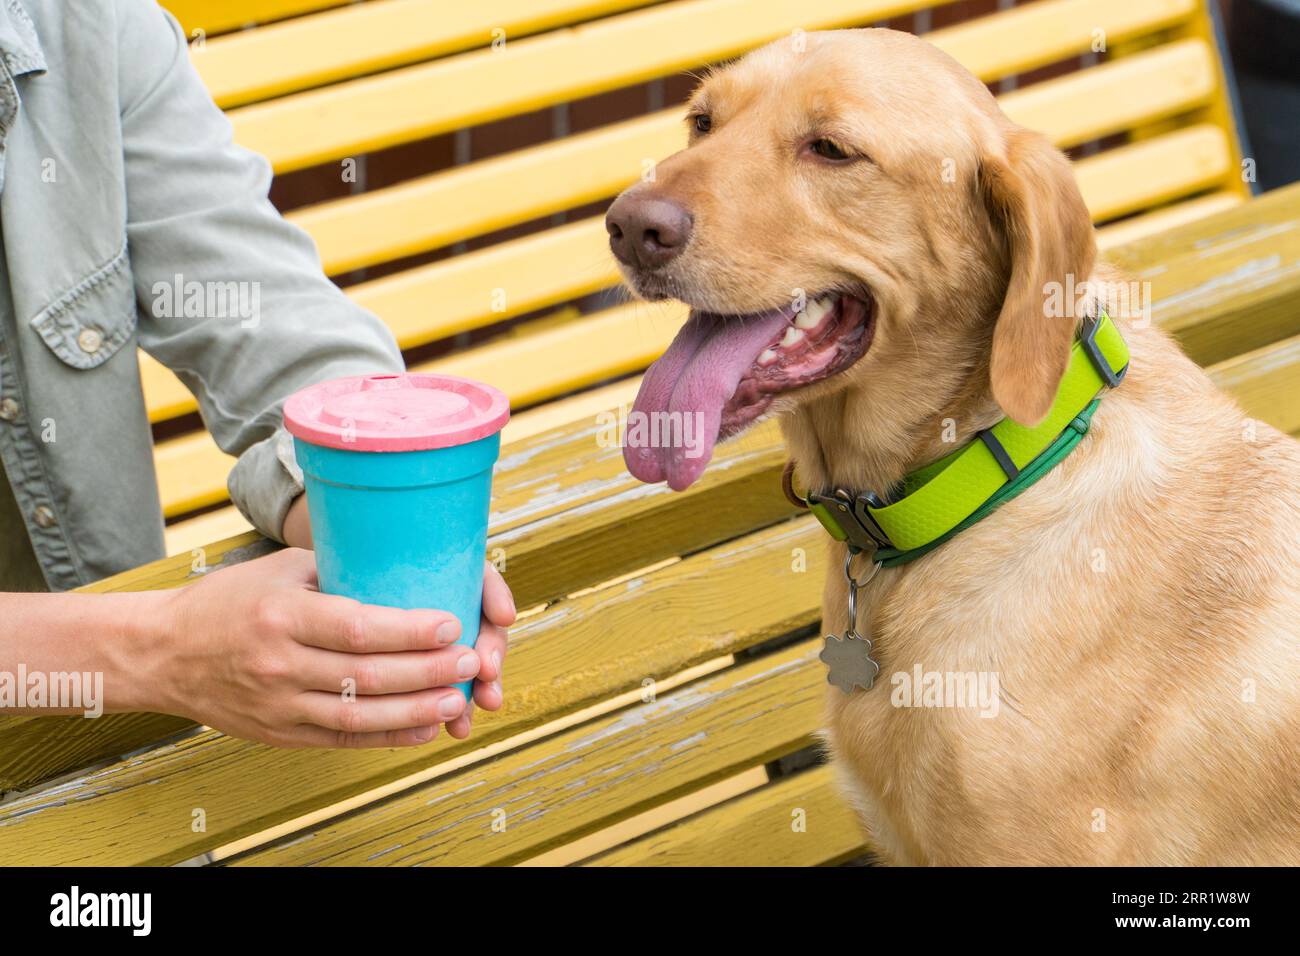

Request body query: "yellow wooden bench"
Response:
[2, 185, 1298, 866]
[142, 0, 1254, 557]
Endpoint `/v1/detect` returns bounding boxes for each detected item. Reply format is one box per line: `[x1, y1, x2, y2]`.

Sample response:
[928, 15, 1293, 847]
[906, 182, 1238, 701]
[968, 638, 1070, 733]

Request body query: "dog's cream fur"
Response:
[614, 29, 1300, 864]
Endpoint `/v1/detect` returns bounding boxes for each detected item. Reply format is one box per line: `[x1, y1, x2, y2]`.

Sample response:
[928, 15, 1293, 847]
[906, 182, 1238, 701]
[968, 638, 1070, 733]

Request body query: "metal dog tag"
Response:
[820, 631, 880, 693]
[819, 551, 882, 694]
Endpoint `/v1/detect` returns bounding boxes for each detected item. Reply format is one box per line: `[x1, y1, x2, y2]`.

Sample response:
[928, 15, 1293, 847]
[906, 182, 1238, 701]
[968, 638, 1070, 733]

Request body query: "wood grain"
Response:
[0, 518, 826, 865]
[586, 763, 868, 867]
[1109, 182, 1300, 366]
[228, 640, 827, 866]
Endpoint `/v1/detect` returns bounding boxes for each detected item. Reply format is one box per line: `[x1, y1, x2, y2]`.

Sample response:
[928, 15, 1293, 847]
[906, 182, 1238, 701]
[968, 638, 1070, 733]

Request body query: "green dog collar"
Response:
[801, 313, 1129, 568]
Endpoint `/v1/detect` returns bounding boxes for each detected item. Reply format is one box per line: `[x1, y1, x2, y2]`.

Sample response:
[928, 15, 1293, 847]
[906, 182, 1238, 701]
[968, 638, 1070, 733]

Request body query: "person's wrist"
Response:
[105, 590, 184, 715]
[282, 493, 313, 549]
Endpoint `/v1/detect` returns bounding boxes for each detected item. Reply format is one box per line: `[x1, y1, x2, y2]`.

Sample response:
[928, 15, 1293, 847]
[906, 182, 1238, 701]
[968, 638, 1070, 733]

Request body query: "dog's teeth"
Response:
[780, 326, 805, 348]
[794, 295, 834, 329]
[757, 348, 778, 366]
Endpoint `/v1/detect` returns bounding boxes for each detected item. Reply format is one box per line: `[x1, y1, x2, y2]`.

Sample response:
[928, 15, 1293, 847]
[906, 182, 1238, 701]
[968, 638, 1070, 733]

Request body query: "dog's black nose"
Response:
[606, 193, 693, 270]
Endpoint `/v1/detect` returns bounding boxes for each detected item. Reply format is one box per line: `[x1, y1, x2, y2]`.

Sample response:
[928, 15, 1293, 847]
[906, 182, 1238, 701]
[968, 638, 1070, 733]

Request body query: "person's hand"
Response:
[148, 548, 491, 748]
[444, 561, 515, 740]
[278, 494, 515, 740]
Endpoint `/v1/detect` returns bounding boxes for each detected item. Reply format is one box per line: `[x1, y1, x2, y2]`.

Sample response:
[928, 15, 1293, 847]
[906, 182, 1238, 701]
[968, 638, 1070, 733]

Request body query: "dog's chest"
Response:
[817, 558, 1065, 864]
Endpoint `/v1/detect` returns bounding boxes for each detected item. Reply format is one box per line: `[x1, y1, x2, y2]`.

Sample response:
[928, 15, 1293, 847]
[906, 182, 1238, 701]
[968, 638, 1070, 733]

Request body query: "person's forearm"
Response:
[0, 590, 174, 717]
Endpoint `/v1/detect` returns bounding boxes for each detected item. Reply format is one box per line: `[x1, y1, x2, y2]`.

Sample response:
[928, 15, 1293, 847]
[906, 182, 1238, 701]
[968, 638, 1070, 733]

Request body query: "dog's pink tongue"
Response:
[625, 308, 792, 490]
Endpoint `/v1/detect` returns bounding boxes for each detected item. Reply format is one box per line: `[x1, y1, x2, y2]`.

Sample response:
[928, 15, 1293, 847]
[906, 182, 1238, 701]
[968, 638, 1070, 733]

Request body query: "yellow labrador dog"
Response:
[607, 29, 1300, 865]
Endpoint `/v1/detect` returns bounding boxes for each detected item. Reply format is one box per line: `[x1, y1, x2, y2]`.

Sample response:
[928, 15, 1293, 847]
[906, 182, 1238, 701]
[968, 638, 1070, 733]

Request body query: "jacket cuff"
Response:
[227, 427, 305, 544]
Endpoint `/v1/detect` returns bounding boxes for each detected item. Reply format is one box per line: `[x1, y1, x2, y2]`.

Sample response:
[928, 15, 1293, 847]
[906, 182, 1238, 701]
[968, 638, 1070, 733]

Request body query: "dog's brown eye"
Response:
[810, 138, 850, 161]
[693, 113, 712, 134]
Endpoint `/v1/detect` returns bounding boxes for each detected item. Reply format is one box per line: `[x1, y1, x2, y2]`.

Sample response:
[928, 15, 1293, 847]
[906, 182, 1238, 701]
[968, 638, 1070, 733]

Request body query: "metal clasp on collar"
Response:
[781, 461, 893, 553]
[1079, 314, 1128, 388]
[806, 487, 894, 553]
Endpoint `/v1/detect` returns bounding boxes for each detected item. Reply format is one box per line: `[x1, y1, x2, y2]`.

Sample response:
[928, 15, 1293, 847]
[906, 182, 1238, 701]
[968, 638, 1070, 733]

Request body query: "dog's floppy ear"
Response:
[980, 127, 1095, 426]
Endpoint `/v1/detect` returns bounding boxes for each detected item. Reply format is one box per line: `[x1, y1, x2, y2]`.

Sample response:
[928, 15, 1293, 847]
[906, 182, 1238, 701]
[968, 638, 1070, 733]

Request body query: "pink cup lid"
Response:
[284, 373, 510, 452]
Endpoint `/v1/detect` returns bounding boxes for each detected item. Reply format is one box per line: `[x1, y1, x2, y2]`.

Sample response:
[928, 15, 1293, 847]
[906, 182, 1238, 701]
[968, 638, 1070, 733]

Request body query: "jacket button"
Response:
[77, 328, 104, 354]
[0, 398, 17, 421]
[33, 505, 57, 528]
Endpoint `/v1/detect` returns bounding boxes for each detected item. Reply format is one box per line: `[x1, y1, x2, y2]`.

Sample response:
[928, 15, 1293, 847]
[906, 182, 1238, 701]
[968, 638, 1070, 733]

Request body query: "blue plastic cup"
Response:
[284, 373, 510, 699]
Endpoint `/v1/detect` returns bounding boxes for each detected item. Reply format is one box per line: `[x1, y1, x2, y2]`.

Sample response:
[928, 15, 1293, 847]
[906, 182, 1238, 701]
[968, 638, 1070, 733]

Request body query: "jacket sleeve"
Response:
[114, 0, 405, 540]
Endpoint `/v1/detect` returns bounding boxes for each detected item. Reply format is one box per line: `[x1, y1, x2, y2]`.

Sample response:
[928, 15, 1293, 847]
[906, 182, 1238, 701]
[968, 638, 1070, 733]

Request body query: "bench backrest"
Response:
[144, 0, 1251, 554]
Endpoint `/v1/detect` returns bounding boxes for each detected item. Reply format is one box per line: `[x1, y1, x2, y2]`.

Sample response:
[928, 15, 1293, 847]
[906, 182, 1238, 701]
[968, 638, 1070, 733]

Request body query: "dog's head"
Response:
[610, 28, 1095, 490]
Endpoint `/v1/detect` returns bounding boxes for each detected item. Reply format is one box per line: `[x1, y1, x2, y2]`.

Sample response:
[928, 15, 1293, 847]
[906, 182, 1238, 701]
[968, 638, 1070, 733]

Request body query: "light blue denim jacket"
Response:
[0, 0, 404, 590]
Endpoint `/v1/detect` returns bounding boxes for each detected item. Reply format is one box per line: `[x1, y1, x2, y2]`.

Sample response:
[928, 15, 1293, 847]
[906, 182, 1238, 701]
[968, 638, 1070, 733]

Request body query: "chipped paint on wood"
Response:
[231, 641, 825, 866]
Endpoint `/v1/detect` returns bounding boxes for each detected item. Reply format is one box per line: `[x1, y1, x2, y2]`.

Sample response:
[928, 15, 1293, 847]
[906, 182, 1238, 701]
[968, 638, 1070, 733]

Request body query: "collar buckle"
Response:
[806, 488, 894, 553]
[1079, 314, 1129, 388]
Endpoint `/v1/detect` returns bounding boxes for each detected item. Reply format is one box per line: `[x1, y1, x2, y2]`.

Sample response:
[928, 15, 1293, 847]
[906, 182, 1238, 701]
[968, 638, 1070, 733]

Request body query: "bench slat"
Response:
[227, 0, 944, 173]
[348, 221, 620, 345]
[225, 0, 1205, 175]
[230, 639, 825, 866]
[287, 34, 1218, 282]
[1075, 124, 1229, 222]
[1107, 186, 1300, 362]
[587, 763, 867, 866]
[293, 112, 679, 277]
[996, 38, 1214, 150]
[1096, 192, 1242, 251]
[154, 433, 236, 518]
[1207, 334, 1300, 437]
[164, 0, 351, 36]
[196, 0, 665, 108]
[137, 218, 626, 424]
[0, 517, 826, 865]
[0, 713, 195, 797]
[418, 300, 679, 407]
[927, 0, 1193, 82]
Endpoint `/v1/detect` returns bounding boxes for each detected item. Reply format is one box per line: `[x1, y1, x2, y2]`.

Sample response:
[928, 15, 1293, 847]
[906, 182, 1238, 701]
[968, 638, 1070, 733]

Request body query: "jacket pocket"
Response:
[29, 243, 137, 370]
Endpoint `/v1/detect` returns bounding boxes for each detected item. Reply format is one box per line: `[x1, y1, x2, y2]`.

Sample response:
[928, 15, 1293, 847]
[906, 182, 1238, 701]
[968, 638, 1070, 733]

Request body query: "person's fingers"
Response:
[298, 645, 480, 694]
[473, 669, 503, 712]
[283, 722, 441, 749]
[481, 562, 516, 628]
[473, 622, 508, 684]
[288, 592, 462, 653]
[294, 687, 466, 734]
[445, 700, 475, 740]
